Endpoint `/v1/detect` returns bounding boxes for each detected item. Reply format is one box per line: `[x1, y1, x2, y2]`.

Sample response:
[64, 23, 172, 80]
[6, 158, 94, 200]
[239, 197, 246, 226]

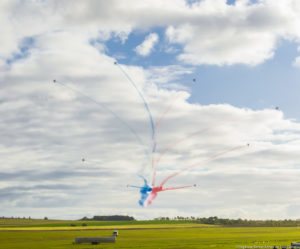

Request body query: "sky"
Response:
[1, 0, 300, 220]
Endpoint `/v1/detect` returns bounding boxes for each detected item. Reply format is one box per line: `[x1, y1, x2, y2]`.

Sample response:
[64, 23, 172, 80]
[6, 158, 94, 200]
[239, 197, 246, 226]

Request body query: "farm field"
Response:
[0, 218, 209, 228]
[0, 220, 300, 249]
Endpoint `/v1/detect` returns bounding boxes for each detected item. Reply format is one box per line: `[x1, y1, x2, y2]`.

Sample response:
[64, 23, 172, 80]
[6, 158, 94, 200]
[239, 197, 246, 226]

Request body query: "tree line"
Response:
[154, 216, 300, 227]
[80, 215, 135, 221]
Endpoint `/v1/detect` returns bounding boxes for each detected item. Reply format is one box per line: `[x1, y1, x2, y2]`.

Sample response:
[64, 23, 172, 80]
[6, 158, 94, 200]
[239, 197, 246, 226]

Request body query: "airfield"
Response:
[1, 219, 300, 249]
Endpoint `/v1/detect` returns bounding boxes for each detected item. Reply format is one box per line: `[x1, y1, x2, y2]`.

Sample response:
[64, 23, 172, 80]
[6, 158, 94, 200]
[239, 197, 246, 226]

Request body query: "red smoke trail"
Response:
[151, 123, 225, 186]
[154, 93, 183, 130]
[153, 81, 194, 154]
[151, 126, 210, 186]
[159, 144, 247, 187]
[156, 127, 214, 165]
[154, 78, 195, 131]
[162, 185, 195, 191]
[145, 184, 195, 206]
[151, 92, 184, 164]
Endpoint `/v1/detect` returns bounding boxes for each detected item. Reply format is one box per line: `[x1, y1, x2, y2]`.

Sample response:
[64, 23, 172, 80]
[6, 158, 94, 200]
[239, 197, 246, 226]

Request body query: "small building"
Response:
[74, 231, 118, 245]
[291, 242, 300, 249]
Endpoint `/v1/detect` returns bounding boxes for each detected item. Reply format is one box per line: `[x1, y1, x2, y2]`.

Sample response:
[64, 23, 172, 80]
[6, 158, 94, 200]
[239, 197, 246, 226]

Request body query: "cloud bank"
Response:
[1, 0, 300, 219]
[2, 0, 300, 66]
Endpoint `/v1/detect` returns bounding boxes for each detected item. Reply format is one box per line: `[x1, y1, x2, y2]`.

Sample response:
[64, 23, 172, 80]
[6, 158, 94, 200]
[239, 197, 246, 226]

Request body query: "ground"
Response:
[0, 219, 300, 249]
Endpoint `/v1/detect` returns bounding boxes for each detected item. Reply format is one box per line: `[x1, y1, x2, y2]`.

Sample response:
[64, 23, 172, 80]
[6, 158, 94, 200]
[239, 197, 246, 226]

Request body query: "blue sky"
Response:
[188, 41, 300, 118]
[9, 29, 300, 121]
[104, 27, 181, 66]
[104, 30, 300, 121]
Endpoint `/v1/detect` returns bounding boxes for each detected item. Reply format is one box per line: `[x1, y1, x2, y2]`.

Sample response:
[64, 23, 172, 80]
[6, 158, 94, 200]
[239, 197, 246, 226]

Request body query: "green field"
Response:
[0, 219, 300, 249]
[0, 218, 205, 228]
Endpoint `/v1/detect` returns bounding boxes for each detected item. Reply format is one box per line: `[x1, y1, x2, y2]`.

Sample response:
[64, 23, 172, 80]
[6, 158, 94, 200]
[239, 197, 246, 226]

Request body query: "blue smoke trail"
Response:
[115, 62, 156, 152]
[127, 175, 152, 206]
[53, 79, 150, 159]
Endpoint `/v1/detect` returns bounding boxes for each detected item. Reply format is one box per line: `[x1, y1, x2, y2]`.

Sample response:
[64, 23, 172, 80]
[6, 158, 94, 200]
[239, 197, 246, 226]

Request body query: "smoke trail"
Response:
[144, 185, 194, 206]
[152, 93, 183, 173]
[156, 127, 213, 165]
[127, 185, 144, 189]
[159, 144, 247, 187]
[155, 77, 195, 132]
[162, 185, 195, 191]
[128, 175, 152, 206]
[153, 82, 194, 157]
[151, 123, 225, 186]
[151, 157, 157, 186]
[154, 93, 182, 130]
[114, 62, 156, 152]
[145, 191, 157, 206]
[53, 79, 150, 159]
[81, 159, 102, 167]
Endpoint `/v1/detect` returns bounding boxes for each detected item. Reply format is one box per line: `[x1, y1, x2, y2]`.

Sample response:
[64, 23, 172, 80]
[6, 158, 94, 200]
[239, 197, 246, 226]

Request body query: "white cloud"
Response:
[292, 46, 300, 67]
[2, 32, 300, 219]
[165, 0, 300, 65]
[293, 57, 300, 67]
[2, 0, 300, 66]
[135, 33, 159, 56]
[1, 0, 300, 219]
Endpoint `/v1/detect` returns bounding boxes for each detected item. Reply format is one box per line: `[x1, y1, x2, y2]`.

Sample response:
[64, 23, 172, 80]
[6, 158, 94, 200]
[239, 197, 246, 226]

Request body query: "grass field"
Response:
[0, 219, 205, 228]
[0, 219, 300, 249]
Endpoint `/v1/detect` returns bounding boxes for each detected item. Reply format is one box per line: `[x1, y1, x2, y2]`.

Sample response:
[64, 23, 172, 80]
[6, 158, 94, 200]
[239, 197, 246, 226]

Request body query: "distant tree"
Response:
[89, 215, 135, 221]
[44, 217, 48, 220]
